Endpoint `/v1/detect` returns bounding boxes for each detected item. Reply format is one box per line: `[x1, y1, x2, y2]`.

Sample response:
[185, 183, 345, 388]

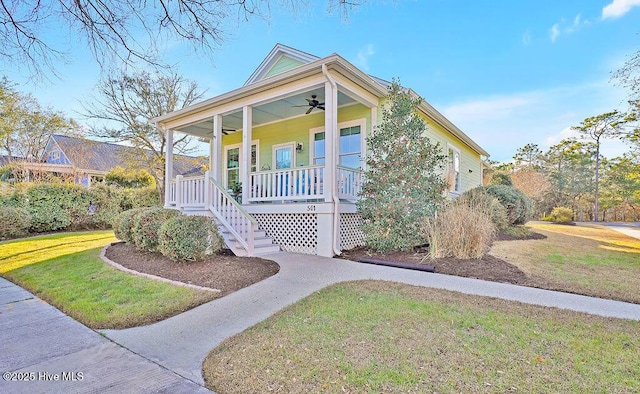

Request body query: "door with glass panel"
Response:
[272, 143, 295, 197]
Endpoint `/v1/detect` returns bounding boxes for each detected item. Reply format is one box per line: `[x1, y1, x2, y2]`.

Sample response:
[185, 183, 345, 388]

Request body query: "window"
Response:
[339, 126, 361, 169]
[310, 119, 364, 170]
[49, 150, 60, 162]
[313, 132, 325, 165]
[448, 147, 461, 193]
[226, 147, 240, 188]
[224, 142, 258, 189]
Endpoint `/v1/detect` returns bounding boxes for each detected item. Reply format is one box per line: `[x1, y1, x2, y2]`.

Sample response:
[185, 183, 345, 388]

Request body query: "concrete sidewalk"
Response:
[0, 277, 211, 394]
[101, 252, 640, 386]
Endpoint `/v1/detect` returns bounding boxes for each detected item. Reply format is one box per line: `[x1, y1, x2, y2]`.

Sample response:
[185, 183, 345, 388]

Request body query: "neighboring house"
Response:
[152, 44, 490, 257]
[0, 155, 22, 167]
[22, 134, 207, 187]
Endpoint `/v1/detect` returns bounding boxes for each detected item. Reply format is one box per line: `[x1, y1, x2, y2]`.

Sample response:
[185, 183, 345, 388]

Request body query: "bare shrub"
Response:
[423, 201, 496, 260]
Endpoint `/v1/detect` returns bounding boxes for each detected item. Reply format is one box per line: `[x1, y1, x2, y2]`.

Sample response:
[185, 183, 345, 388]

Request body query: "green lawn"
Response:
[204, 281, 640, 393]
[0, 231, 217, 329]
[490, 222, 640, 303]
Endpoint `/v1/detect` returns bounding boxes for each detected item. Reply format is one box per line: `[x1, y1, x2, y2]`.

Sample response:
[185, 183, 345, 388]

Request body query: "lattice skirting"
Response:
[340, 213, 364, 251]
[252, 213, 318, 254]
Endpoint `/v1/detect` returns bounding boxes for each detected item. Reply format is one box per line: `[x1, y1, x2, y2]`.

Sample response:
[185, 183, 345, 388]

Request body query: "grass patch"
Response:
[204, 281, 639, 393]
[0, 231, 217, 329]
[490, 222, 640, 303]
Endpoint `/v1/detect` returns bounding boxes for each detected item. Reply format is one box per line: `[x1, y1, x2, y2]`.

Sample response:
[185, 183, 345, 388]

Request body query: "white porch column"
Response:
[164, 127, 174, 207]
[241, 106, 252, 204]
[211, 114, 223, 182]
[323, 80, 338, 203]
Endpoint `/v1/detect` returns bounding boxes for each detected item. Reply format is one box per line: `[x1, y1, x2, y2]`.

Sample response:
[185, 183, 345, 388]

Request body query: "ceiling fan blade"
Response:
[306, 107, 314, 115]
[318, 105, 325, 110]
[305, 98, 314, 104]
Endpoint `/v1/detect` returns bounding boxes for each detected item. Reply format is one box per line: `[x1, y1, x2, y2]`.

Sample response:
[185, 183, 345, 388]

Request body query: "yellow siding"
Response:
[221, 104, 371, 169]
[418, 113, 483, 192]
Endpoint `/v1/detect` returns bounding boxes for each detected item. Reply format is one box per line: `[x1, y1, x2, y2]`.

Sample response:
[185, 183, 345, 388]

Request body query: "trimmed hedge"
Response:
[158, 215, 223, 262]
[114, 208, 148, 244]
[484, 185, 533, 225]
[131, 207, 180, 252]
[0, 207, 32, 239]
[0, 182, 161, 235]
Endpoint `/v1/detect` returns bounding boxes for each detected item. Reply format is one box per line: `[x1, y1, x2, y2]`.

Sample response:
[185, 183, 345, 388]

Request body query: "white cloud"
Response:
[440, 82, 628, 162]
[549, 14, 590, 42]
[522, 30, 531, 45]
[353, 44, 375, 72]
[550, 24, 560, 43]
[602, 0, 640, 20]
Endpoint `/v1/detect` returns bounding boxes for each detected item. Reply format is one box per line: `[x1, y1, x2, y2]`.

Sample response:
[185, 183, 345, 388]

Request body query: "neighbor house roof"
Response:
[45, 135, 207, 177]
[0, 155, 22, 166]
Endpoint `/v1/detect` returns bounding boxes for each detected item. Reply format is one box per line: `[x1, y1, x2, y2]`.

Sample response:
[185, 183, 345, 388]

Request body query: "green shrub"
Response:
[106, 166, 156, 188]
[0, 207, 32, 239]
[423, 199, 496, 259]
[131, 207, 180, 252]
[119, 187, 161, 211]
[488, 171, 513, 186]
[459, 187, 509, 231]
[158, 215, 223, 262]
[548, 206, 574, 223]
[114, 207, 147, 243]
[24, 184, 74, 232]
[484, 185, 533, 225]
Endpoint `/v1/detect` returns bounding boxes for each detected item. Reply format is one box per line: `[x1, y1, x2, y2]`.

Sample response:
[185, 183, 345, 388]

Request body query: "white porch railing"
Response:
[337, 165, 363, 200]
[249, 165, 324, 202]
[169, 165, 362, 207]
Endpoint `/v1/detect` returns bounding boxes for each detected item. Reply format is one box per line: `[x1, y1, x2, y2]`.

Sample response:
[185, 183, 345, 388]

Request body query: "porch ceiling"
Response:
[178, 88, 357, 138]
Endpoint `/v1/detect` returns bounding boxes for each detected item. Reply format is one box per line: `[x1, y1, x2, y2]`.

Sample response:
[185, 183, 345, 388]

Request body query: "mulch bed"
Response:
[340, 248, 530, 285]
[104, 230, 548, 297]
[104, 243, 280, 297]
[340, 230, 547, 285]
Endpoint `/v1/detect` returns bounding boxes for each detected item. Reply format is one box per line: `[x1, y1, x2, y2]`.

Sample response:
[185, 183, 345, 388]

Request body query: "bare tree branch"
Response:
[1, 1, 359, 78]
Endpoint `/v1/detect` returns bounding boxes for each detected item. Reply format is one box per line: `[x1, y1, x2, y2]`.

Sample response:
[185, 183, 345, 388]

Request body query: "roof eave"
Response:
[150, 54, 389, 126]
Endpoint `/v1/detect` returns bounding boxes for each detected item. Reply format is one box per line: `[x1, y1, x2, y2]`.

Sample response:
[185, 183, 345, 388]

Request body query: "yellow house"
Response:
[152, 44, 489, 257]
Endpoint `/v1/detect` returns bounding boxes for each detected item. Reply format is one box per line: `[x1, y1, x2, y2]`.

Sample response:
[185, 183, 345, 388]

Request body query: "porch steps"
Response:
[178, 204, 280, 256]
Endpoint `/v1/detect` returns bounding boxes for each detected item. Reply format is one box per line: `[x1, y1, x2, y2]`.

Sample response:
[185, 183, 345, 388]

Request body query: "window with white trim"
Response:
[310, 119, 365, 170]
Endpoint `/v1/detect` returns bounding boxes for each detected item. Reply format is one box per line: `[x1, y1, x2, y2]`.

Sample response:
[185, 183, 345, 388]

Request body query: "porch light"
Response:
[296, 143, 304, 152]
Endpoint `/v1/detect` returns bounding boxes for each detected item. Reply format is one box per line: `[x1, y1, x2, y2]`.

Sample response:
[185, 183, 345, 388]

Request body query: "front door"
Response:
[273, 142, 295, 170]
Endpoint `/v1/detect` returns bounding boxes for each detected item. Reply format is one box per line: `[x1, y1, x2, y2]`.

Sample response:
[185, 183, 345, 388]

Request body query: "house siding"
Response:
[264, 55, 306, 79]
[418, 113, 483, 193]
[221, 103, 372, 170]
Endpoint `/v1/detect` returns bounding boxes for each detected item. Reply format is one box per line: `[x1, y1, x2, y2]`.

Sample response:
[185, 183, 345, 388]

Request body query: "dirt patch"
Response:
[104, 243, 280, 297]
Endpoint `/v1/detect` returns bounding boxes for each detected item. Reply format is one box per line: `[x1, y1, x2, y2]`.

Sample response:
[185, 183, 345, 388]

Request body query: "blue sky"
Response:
[6, 0, 640, 162]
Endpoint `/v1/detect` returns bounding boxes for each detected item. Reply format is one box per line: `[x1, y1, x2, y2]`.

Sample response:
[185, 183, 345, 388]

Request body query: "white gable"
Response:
[244, 44, 319, 86]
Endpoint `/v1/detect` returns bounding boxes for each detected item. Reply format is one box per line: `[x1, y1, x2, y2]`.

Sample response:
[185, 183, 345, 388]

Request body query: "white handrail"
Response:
[208, 176, 257, 255]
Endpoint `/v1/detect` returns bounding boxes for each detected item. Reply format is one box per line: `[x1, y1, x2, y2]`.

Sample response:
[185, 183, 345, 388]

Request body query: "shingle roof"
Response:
[49, 135, 206, 177]
[0, 155, 21, 166]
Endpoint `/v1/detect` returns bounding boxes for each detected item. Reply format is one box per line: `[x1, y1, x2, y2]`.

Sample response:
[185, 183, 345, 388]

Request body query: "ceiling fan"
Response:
[294, 94, 325, 114]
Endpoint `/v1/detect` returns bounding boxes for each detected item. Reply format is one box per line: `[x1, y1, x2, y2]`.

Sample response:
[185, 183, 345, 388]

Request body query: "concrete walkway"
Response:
[594, 222, 640, 240]
[101, 252, 640, 386]
[0, 277, 211, 394]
